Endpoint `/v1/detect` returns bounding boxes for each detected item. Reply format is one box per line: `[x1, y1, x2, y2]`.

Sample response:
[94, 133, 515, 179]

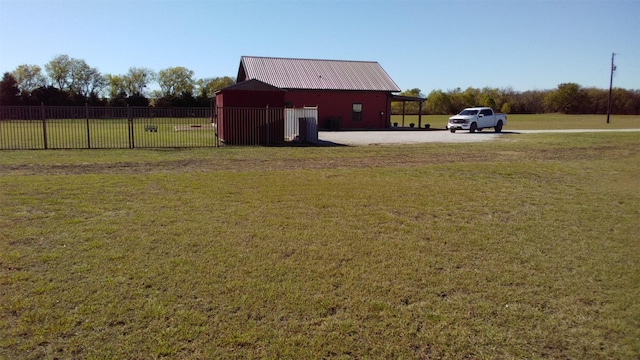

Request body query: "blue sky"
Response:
[1, 0, 638, 95]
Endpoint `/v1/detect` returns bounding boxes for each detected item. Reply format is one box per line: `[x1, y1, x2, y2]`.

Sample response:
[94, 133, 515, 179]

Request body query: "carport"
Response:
[391, 95, 427, 128]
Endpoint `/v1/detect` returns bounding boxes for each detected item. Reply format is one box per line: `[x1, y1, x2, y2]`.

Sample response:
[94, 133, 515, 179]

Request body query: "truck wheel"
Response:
[450, 128, 456, 133]
[495, 121, 503, 133]
[470, 123, 477, 133]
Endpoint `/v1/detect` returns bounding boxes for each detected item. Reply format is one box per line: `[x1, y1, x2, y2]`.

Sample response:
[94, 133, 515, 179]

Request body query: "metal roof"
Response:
[238, 56, 401, 92]
[215, 79, 285, 94]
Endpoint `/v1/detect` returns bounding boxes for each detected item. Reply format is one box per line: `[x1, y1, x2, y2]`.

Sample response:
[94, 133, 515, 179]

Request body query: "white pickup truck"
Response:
[448, 107, 506, 133]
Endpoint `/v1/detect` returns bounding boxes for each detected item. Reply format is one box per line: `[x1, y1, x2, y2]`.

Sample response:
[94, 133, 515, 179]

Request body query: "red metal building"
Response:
[214, 78, 285, 108]
[235, 56, 402, 130]
[214, 79, 286, 145]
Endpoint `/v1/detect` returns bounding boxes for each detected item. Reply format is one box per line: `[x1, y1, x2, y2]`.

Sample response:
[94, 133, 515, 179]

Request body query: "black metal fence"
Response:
[216, 106, 318, 146]
[0, 105, 318, 150]
[0, 105, 217, 150]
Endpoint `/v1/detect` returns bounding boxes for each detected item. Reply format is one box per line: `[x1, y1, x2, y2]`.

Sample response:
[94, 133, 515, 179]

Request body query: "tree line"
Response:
[1, 54, 639, 114]
[392, 84, 640, 115]
[0, 54, 235, 107]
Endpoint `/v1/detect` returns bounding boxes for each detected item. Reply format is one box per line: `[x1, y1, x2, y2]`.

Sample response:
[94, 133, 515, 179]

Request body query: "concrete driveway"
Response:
[319, 130, 505, 145]
[318, 129, 640, 146]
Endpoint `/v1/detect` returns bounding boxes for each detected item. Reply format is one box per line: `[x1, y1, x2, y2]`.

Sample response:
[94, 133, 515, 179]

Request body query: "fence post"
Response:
[266, 105, 270, 146]
[211, 99, 217, 148]
[215, 106, 220, 148]
[40, 102, 48, 150]
[85, 103, 91, 149]
[127, 105, 134, 149]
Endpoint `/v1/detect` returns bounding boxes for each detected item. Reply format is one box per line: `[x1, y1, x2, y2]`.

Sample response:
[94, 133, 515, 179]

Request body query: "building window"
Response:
[352, 103, 363, 121]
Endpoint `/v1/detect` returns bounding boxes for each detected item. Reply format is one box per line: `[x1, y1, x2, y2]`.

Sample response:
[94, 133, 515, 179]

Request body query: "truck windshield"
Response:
[459, 110, 478, 115]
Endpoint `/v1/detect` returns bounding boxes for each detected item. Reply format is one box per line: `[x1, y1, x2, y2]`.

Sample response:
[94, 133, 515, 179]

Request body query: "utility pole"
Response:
[607, 52, 616, 124]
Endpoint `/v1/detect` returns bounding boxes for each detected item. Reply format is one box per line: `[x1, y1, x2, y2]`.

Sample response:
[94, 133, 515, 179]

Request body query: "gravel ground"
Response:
[318, 129, 640, 146]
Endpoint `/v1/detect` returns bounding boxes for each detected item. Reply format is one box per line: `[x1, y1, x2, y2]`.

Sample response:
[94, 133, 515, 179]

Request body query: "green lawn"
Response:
[0, 118, 216, 150]
[1, 132, 639, 359]
[391, 114, 640, 130]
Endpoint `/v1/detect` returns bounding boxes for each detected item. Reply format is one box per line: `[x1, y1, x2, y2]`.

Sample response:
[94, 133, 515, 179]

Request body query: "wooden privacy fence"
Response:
[284, 107, 319, 144]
